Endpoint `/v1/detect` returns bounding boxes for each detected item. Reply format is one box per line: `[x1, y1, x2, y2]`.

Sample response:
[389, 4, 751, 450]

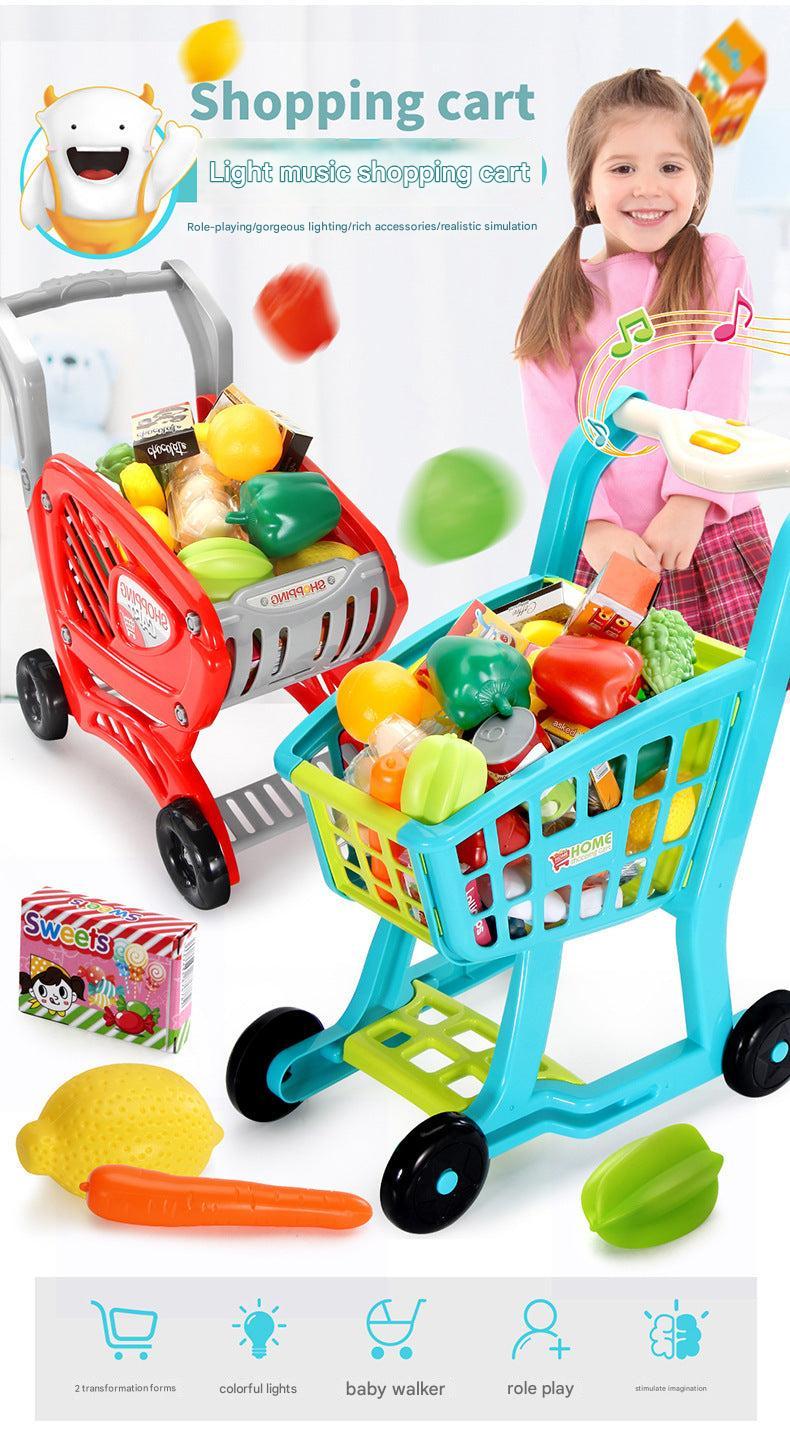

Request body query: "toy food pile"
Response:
[336, 555, 699, 937]
[96, 385, 358, 601]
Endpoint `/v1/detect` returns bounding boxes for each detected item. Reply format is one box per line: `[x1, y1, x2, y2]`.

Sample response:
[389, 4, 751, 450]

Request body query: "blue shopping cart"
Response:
[91, 1300, 158, 1360]
[226, 387, 790, 1233]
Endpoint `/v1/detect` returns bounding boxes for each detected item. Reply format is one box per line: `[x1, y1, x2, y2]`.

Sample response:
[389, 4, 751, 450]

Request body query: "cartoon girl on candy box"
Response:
[20, 83, 201, 255]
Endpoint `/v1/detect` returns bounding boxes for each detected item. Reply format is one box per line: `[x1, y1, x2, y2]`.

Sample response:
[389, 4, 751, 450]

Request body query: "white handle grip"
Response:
[614, 396, 790, 493]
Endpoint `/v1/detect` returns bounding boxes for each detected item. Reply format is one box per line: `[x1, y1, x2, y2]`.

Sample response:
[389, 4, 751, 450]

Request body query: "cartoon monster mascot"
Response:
[20, 84, 201, 254]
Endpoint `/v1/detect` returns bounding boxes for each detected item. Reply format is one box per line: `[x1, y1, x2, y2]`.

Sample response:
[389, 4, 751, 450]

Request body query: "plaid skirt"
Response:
[573, 506, 773, 650]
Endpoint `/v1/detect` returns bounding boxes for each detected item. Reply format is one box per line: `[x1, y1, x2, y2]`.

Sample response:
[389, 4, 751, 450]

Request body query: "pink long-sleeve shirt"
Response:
[519, 232, 759, 531]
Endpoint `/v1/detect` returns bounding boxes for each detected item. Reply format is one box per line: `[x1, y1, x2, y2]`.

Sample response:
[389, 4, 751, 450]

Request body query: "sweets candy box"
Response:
[18, 890, 196, 1053]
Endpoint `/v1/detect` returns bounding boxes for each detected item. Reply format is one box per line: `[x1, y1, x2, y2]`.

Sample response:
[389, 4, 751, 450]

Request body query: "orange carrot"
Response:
[81, 1166, 372, 1230]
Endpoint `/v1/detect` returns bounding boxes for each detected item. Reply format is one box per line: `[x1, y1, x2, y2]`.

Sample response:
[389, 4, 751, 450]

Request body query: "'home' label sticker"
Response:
[110, 572, 173, 649]
[548, 831, 613, 873]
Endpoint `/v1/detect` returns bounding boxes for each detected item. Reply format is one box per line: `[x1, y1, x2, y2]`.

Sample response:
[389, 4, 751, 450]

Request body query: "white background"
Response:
[1, 3, 789, 1430]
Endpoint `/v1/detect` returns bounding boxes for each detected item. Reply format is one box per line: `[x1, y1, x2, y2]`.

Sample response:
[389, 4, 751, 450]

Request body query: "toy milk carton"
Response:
[19, 890, 196, 1053]
[689, 21, 767, 147]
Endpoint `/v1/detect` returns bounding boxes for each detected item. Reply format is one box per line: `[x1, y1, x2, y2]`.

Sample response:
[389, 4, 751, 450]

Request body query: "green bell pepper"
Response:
[426, 635, 532, 730]
[611, 737, 671, 793]
[225, 470, 341, 558]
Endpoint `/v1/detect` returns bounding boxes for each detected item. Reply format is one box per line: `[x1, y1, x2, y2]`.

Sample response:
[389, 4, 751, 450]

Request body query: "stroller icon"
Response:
[90, 1300, 158, 1360]
[366, 1298, 426, 1360]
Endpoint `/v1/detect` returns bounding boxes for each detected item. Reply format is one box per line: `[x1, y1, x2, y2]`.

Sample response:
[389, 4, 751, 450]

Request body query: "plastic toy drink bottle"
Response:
[370, 749, 409, 807]
[368, 750, 410, 906]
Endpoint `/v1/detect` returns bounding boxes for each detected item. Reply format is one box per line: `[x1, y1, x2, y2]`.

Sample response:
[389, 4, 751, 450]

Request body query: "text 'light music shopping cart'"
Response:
[227, 387, 789, 1233]
[0, 263, 406, 907]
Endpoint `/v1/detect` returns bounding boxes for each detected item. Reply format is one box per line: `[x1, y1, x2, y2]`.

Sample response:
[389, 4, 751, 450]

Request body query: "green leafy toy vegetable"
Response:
[629, 608, 696, 694]
[581, 1123, 723, 1248]
[97, 442, 162, 490]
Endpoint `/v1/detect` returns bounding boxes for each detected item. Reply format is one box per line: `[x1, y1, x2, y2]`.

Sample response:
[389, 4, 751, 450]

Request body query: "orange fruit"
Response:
[337, 661, 424, 743]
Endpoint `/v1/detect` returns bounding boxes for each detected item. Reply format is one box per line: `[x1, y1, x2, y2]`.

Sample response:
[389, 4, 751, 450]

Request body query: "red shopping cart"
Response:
[0, 262, 406, 907]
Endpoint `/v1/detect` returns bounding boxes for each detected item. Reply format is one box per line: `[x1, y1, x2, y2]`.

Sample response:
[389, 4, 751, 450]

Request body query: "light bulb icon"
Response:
[232, 1300, 287, 1359]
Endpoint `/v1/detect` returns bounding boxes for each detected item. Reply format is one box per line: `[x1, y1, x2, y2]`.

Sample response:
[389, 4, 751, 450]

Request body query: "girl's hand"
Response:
[641, 495, 709, 571]
[582, 519, 662, 575]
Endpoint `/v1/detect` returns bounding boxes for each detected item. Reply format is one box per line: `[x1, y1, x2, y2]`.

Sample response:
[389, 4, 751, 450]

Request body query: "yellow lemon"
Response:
[199, 404, 283, 482]
[138, 506, 176, 551]
[120, 462, 165, 511]
[179, 20, 243, 83]
[17, 1065, 223, 1197]
[274, 540, 359, 575]
[521, 619, 564, 649]
[627, 775, 697, 854]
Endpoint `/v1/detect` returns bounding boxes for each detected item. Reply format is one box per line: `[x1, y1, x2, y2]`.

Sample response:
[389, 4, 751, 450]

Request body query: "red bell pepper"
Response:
[254, 265, 339, 360]
[533, 635, 642, 728]
[456, 808, 530, 872]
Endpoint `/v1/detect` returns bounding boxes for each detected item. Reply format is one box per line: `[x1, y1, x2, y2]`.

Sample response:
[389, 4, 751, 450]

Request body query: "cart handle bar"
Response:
[0, 260, 233, 507]
[615, 395, 790, 493]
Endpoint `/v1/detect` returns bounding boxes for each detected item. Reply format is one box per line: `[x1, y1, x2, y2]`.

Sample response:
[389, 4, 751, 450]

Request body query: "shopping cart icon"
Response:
[90, 1300, 159, 1360]
[366, 1298, 426, 1359]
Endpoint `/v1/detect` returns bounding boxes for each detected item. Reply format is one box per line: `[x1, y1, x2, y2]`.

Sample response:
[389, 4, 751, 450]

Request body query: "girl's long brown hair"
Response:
[515, 69, 714, 366]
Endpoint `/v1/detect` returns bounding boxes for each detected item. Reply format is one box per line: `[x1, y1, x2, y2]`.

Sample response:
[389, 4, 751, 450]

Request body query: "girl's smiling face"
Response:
[586, 108, 700, 257]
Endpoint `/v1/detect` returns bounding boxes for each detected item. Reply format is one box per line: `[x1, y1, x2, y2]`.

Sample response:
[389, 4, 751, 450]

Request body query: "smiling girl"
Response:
[517, 69, 771, 648]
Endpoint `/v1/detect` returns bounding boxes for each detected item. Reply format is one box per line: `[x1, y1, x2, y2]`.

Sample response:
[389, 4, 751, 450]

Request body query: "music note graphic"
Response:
[610, 307, 655, 359]
[712, 288, 754, 344]
[586, 418, 609, 449]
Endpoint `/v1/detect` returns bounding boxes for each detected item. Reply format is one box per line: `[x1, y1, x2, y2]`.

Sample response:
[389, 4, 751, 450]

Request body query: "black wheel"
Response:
[380, 1112, 490, 1234]
[226, 1007, 324, 1122]
[156, 797, 230, 909]
[16, 649, 69, 741]
[723, 989, 790, 1097]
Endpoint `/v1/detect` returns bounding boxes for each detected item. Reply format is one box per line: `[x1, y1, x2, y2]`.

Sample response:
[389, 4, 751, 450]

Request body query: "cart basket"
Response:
[276, 389, 789, 967]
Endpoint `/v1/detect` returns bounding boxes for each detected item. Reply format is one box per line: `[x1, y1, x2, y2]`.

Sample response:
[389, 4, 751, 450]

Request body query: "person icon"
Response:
[511, 1299, 571, 1360]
